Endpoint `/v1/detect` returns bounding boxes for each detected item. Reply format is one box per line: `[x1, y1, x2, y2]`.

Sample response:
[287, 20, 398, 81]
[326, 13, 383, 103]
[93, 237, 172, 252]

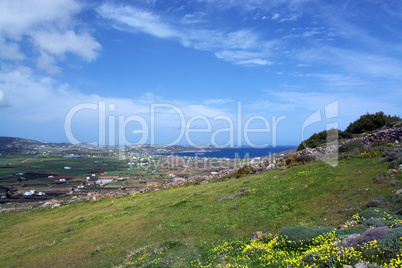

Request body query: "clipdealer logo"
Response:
[301, 101, 339, 167]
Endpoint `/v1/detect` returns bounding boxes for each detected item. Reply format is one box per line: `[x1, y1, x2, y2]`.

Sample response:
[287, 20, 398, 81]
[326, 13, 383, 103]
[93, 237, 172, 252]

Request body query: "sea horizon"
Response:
[154, 145, 297, 159]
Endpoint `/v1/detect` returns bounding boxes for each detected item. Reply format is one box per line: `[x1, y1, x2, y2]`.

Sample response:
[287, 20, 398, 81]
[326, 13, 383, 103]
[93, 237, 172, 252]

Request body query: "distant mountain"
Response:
[0, 136, 202, 155]
[0, 137, 73, 154]
[0, 136, 44, 147]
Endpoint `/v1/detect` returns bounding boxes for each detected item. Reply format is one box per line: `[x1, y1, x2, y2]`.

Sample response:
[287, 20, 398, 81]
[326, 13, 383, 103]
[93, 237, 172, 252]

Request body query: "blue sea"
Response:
[157, 146, 296, 159]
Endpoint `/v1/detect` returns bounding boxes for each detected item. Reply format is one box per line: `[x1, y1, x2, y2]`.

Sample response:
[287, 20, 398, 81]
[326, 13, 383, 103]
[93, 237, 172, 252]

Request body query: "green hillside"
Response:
[1, 150, 401, 267]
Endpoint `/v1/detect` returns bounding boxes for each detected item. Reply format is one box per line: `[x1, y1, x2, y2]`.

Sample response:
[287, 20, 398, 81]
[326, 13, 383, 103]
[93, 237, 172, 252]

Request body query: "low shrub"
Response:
[304, 252, 320, 264]
[355, 208, 402, 225]
[297, 128, 342, 151]
[278, 225, 333, 248]
[335, 228, 366, 238]
[294, 155, 316, 163]
[339, 140, 365, 153]
[382, 147, 402, 168]
[370, 140, 390, 148]
[378, 227, 402, 258]
[279, 155, 316, 169]
[363, 218, 396, 228]
[359, 148, 382, 158]
[233, 166, 252, 178]
[340, 132, 352, 139]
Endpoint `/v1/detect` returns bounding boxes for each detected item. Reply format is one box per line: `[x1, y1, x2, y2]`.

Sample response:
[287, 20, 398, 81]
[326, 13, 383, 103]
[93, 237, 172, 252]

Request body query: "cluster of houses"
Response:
[23, 189, 46, 196]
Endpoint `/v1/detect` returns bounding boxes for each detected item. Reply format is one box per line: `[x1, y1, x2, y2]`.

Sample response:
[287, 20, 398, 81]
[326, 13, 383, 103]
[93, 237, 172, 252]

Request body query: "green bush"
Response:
[335, 228, 365, 238]
[357, 208, 401, 224]
[278, 226, 333, 248]
[363, 218, 396, 228]
[294, 155, 316, 163]
[345, 112, 400, 134]
[359, 148, 382, 158]
[303, 252, 320, 264]
[382, 148, 402, 168]
[297, 129, 342, 151]
[378, 227, 402, 258]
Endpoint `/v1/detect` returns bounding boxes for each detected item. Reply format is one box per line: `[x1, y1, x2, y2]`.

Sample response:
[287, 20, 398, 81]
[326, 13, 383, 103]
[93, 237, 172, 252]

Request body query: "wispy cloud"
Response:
[292, 72, 367, 87]
[96, 3, 275, 66]
[279, 14, 299, 22]
[181, 12, 208, 24]
[294, 46, 402, 80]
[97, 4, 178, 39]
[204, 99, 233, 105]
[272, 13, 280, 20]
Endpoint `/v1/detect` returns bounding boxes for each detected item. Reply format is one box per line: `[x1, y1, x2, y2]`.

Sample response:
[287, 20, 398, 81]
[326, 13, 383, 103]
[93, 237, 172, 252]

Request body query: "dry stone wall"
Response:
[362, 127, 402, 145]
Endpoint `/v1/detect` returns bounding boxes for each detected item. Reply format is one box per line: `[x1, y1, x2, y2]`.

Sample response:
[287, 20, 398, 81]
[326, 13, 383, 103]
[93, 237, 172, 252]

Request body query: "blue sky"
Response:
[0, 0, 401, 147]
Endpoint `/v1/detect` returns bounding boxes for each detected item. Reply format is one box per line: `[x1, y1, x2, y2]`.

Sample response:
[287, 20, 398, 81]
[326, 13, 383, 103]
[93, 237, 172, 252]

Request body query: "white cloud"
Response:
[0, 0, 101, 73]
[0, 39, 24, 60]
[0, 67, 232, 144]
[31, 30, 101, 61]
[36, 52, 61, 74]
[0, 0, 81, 39]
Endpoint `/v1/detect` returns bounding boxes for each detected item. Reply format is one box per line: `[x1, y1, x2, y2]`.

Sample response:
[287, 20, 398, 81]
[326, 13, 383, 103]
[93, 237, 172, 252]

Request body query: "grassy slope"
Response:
[0, 157, 398, 267]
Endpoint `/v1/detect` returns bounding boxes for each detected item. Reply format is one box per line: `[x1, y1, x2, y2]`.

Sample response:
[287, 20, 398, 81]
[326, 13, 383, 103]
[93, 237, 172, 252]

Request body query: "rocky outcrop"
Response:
[363, 127, 402, 145]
